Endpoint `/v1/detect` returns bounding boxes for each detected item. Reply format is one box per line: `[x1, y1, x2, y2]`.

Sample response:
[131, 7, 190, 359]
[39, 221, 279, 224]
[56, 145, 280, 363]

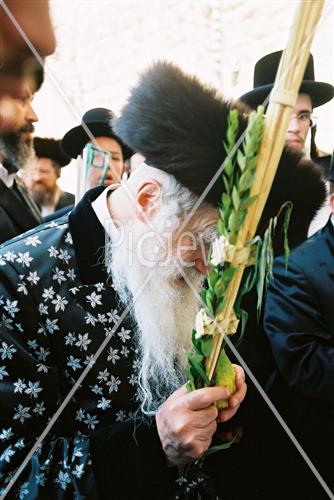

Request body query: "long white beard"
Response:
[107, 218, 204, 414]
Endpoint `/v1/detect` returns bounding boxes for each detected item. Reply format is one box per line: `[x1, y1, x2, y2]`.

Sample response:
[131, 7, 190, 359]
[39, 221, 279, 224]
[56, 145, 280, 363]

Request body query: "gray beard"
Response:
[0, 131, 34, 171]
[107, 222, 203, 415]
[31, 186, 58, 207]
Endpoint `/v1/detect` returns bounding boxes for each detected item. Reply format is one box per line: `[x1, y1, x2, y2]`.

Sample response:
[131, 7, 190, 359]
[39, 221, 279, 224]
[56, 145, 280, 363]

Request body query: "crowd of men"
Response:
[0, 1, 333, 499]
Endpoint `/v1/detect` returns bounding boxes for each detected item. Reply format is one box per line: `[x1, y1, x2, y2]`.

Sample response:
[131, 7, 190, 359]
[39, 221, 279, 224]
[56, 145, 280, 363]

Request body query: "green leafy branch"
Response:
[187, 106, 265, 394]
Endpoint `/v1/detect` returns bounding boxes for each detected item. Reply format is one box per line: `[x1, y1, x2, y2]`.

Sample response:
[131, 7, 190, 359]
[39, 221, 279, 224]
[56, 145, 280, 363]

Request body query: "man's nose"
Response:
[288, 115, 300, 133]
[194, 257, 209, 275]
[26, 102, 38, 123]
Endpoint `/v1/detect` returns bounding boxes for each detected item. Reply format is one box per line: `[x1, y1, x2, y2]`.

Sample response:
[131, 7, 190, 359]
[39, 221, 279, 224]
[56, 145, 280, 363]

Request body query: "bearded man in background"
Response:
[0, 76, 42, 243]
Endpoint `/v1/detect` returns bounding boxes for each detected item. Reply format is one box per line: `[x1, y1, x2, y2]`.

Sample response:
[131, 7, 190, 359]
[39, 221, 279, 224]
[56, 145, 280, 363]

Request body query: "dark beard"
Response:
[0, 123, 35, 172]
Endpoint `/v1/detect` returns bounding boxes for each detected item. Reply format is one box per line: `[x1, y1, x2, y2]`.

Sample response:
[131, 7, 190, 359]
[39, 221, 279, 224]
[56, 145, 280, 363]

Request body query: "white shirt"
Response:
[0, 163, 16, 188]
[91, 185, 119, 240]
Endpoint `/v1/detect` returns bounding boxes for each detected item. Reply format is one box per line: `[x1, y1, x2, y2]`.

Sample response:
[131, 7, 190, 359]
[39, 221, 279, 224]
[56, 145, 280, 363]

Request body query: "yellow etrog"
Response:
[214, 348, 236, 410]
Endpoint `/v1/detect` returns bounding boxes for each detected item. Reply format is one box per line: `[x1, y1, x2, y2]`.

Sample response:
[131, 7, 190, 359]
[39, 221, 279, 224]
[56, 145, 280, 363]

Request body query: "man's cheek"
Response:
[0, 98, 20, 132]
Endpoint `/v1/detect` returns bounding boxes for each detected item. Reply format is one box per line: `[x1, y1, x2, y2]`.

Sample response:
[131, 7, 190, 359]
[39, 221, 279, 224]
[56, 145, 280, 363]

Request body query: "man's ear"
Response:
[136, 180, 162, 221]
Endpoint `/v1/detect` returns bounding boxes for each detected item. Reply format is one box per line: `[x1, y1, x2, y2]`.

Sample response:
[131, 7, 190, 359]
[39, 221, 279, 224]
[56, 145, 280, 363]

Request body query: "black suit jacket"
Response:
[262, 220, 334, 499]
[0, 177, 42, 244]
[55, 190, 75, 211]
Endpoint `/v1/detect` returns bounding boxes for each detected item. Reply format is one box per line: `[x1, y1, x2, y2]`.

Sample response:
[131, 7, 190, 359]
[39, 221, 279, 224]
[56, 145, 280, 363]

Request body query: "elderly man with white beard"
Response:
[0, 166, 245, 500]
[0, 61, 326, 500]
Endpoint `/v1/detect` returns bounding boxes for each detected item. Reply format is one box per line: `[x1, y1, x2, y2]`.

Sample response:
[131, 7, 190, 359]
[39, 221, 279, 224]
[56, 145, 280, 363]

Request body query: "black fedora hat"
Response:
[61, 107, 133, 160]
[239, 50, 334, 109]
[34, 137, 71, 167]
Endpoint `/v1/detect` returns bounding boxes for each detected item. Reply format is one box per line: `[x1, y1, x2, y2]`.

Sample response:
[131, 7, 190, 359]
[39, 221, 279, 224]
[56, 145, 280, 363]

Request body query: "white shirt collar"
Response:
[91, 185, 119, 240]
[0, 163, 16, 188]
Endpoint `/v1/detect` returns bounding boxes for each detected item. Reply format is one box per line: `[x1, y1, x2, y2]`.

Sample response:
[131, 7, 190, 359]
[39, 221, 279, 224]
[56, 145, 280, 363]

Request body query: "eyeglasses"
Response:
[290, 111, 317, 127]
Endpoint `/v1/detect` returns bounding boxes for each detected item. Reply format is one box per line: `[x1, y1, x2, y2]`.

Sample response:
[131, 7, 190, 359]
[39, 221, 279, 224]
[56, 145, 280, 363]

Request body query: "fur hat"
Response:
[115, 61, 326, 251]
[34, 137, 71, 167]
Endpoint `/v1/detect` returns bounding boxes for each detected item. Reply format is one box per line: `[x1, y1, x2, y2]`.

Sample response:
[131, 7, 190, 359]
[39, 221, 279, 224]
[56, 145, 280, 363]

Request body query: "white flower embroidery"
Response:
[65, 332, 76, 346]
[72, 464, 85, 479]
[48, 246, 59, 258]
[120, 346, 130, 358]
[0, 427, 14, 441]
[0, 342, 17, 360]
[16, 252, 33, 268]
[75, 333, 91, 352]
[0, 445, 15, 463]
[36, 347, 50, 362]
[27, 339, 38, 350]
[38, 303, 48, 315]
[27, 271, 40, 286]
[86, 291, 102, 308]
[13, 378, 26, 393]
[24, 381, 42, 399]
[17, 282, 28, 295]
[58, 249, 71, 264]
[106, 375, 121, 393]
[83, 413, 99, 430]
[52, 294, 68, 312]
[128, 373, 137, 386]
[55, 470, 71, 491]
[118, 327, 131, 343]
[0, 315, 14, 330]
[107, 309, 120, 323]
[35, 472, 46, 486]
[3, 251, 17, 262]
[104, 327, 115, 337]
[3, 299, 19, 318]
[65, 232, 73, 245]
[75, 409, 85, 422]
[97, 313, 107, 324]
[97, 398, 111, 410]
[33, 402, 46, 416]
[0, 365, 9, 380]
[107, 347, 120, 365]
[115, 410, 126, 422]
[95, 283, 105, 292]
[42, 286, 55, 300]
[66, 269, 76, 281]
[90, 384, 103, 395]
[13, 404, 31, 424]
[67, 356, 82, 371]
[25, 236, 41, 247]
[45, 318, 59, 334]
[52, 267, 66, 284]
[18, 482, 30, 499]
[97, 369, 109, 383]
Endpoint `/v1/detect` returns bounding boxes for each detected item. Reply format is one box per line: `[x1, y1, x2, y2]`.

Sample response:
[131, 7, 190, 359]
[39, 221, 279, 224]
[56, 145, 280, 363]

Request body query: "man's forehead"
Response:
[184, 205, 219, 230]
[294, 93, 313, 111]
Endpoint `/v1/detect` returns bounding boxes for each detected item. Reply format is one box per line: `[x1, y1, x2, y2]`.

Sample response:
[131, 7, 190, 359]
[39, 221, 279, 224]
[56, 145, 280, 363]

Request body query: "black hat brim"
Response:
[61, 122, 133, 160]
[239, 81, 334, 109]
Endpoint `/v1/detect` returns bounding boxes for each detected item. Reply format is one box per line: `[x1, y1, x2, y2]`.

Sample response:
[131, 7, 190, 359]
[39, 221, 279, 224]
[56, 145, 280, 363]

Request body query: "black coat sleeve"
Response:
[90, 418, 177, 500]
[264, 255, 334, 402]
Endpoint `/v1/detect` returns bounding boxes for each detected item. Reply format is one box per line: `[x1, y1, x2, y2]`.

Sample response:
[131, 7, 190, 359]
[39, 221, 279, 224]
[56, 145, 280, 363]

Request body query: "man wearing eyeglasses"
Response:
[240, 50, 334, 234]
[240, 51, 333, 154]
[285, 94, 315, 151]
